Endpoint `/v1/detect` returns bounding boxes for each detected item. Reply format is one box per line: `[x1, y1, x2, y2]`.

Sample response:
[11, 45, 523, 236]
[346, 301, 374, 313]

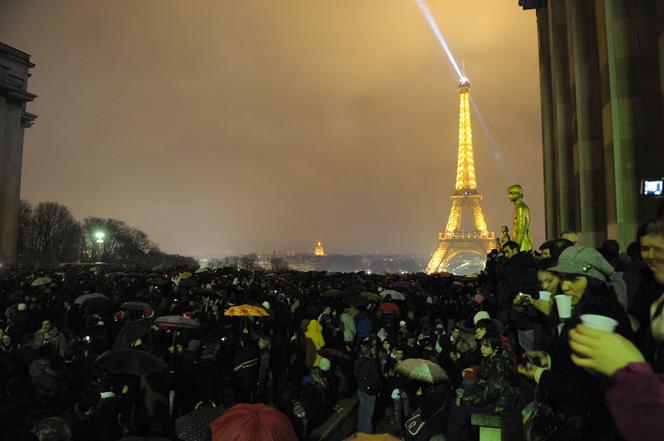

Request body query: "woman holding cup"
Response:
[517, 246, 633, 440]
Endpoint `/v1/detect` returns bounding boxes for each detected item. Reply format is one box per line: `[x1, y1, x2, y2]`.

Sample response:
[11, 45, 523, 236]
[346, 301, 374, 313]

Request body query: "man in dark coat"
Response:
[232, 335, 259, 404]
[354, 344, 381, 434]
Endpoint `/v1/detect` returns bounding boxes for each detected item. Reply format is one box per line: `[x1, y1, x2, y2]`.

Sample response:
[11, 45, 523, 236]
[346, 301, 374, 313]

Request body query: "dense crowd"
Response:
[0, 217, 663, 441]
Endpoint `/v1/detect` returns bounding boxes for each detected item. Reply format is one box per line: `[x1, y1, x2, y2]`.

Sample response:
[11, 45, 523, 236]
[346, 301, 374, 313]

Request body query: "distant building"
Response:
[314, 241, 326, 256]
[517, 0, 664, 247]
[0, 42, 37, 264]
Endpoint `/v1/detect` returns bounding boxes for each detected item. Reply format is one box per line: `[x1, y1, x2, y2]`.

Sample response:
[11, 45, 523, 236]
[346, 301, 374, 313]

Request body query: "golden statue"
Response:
[507, 184, 533, 252]
[499, 225, 511, 249]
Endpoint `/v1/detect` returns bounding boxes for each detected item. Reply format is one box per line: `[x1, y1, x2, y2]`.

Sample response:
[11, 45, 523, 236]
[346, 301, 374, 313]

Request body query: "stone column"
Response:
[0, 103, 25, 263]
[603, 0, 641, 247]
[567, 0, 607, 247]
[548, 0, 577, 233]
[0, 43, 37, 265]
[536, 6, 558, 241]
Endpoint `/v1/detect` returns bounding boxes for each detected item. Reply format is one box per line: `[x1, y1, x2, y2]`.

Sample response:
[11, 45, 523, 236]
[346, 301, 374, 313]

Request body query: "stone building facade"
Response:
[0, 42, 37, 264]
[518, 0, 664, 247]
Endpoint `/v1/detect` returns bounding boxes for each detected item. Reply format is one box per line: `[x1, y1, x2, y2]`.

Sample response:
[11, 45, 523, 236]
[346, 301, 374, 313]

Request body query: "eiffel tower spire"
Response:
[426, 77, 495, 275]
[455, 77, 477, 192]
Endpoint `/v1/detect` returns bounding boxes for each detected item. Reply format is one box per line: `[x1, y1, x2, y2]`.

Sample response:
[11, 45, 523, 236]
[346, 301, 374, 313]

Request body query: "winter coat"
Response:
[304, 320, 325, 367]
[340, 312, 357, 343]
[354, 311, 372, 339]
[538, 290, 633, 440]
[605, 362, 664, 441]
[461, 349, 518, 411]
[232, 345, 259, 392]
[354, 357, 381, 396]
[34, 367, 65, 407]
[31, 327, 69, 357]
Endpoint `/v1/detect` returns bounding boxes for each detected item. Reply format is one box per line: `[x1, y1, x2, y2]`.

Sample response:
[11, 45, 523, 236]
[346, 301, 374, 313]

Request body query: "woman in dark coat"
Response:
[518, 246, 634, 441]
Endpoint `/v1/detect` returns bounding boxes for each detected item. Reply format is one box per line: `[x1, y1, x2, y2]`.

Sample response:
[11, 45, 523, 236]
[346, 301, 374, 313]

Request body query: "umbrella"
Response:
[344, 292, 380, 306]
[209, 403, 297, 441]
[224, 305, 269, 317]
[318, 348, 352, 364]
[82, 296, 114, 312]
[393, 281, 412, 289]
[320, 289, 342, 298]
[395, 358, 449, 384]
[96, 348, 167, 376]
[179, 278, 199, 288]
[345, 434, 400, 441]
[155, 315, 201, 329]
[74, 293, 108, 305]
[113, 318, 154, 349]
[175, 405, 224, 441]
[380, 289, 405, 301]
[121, 301, 150, 311]
[30, 277, 52, 287]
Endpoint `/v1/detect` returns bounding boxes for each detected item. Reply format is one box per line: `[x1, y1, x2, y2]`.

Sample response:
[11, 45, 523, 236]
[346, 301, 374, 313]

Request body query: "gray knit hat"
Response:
[550, 245, 614, 282]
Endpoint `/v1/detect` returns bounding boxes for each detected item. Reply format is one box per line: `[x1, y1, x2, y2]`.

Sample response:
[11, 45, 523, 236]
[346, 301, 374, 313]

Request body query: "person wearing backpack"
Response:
[354, 343, 381, 434]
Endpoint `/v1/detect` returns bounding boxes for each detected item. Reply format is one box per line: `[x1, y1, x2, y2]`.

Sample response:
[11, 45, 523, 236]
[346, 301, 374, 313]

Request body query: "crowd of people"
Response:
[0, 214, 663, 441]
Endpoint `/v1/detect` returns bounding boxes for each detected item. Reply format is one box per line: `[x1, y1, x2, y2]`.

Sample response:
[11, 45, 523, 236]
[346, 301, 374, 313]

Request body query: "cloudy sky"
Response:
[0, 0, 543, 257]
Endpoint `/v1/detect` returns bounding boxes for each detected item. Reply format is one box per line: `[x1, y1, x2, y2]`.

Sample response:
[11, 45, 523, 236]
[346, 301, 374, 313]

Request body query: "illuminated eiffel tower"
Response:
[426, 77, 495, 274]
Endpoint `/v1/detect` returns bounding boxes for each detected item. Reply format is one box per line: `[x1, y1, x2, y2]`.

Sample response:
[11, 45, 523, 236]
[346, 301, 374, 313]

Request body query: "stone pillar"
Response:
[548, 0, 577, 233]
[0, 43, 37, 265]
[567, 0, 607, 247]
[603, 0, 643, 247]
[536, 6, 558, 241]
[0, 105, 25, 262]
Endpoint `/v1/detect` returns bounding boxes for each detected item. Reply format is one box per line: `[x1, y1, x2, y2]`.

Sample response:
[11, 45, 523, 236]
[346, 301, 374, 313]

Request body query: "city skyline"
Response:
[0, 1, 544, 257]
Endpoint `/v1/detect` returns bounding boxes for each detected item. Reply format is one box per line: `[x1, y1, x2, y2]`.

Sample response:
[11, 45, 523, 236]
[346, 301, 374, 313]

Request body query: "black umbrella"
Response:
[82, 296, 114, 312]
[121, 301, 151, 311]
[113, 318, 154, 349]
[179, 278, 198, 288]
[174, 405, 224, 441]
[155, 315, 202, 329]
[96, 348, 167, 376]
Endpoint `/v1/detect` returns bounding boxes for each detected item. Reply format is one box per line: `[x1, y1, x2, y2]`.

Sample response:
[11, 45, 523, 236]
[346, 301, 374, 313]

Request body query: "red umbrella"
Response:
[209, 403, 297, 441]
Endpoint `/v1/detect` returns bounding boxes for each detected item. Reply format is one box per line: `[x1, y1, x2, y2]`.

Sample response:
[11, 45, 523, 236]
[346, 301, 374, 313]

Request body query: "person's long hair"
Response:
[573, 276, 619, 317]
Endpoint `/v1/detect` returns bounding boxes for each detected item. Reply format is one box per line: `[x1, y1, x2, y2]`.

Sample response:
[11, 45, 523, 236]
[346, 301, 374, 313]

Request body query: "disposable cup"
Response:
[538, 291, 552, 301]
[580, 314, 618, 332]
[555, 295, 573, 319]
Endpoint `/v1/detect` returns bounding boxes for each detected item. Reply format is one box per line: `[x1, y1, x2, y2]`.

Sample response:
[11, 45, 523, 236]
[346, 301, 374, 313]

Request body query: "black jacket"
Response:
[538, 291, 633, 440]
[354, 356, 381, 395]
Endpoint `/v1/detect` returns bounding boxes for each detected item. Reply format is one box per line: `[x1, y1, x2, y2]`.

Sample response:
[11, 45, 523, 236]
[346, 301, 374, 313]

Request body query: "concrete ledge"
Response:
[471, 411, 522, 441]
[307, 395, 359, 441]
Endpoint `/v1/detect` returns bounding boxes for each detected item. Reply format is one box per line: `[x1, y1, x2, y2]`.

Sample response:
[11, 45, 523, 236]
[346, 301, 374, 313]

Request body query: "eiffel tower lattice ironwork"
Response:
[426, 77, 495, 274]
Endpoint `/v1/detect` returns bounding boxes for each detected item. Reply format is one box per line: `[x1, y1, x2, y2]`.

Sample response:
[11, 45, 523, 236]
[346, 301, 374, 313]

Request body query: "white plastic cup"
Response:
[555, 295, 573, 319]
[580, 314, 618, 332]
[538, 291, 552, 301]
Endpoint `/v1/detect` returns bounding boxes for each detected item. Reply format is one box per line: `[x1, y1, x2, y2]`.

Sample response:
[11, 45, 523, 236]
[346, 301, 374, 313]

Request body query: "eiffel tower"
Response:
[426, 77, 495, 274]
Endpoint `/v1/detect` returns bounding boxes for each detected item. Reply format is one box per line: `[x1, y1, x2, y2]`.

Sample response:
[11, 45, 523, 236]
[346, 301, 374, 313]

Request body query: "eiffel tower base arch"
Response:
[426, 235, 495, 275]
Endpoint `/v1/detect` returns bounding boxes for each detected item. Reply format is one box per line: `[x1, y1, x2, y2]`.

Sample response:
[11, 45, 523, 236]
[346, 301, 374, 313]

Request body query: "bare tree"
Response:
[23, 202, 83, 265]
[82, 217, 158, 262]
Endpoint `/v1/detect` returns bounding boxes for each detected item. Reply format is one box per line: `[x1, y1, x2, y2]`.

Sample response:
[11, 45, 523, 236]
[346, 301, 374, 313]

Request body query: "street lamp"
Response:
[94, 231, 106, 244]
[94, 231, 106, 261]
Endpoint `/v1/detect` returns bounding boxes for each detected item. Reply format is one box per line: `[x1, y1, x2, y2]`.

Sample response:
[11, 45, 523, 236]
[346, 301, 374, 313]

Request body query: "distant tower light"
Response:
[314, 241, 326, 256]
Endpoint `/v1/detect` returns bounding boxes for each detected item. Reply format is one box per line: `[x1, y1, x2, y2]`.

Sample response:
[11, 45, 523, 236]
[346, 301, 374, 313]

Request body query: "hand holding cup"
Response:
[569, 324, 644, 377]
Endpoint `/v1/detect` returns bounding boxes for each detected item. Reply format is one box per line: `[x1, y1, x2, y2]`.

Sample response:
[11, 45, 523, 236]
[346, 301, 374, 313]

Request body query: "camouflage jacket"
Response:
[461, 349, 518, 411]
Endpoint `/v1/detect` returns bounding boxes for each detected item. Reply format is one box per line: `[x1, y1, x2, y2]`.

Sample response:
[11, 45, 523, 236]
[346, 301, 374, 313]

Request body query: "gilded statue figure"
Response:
[507, 184, 533, 252]
[499, 225, 511, 249]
